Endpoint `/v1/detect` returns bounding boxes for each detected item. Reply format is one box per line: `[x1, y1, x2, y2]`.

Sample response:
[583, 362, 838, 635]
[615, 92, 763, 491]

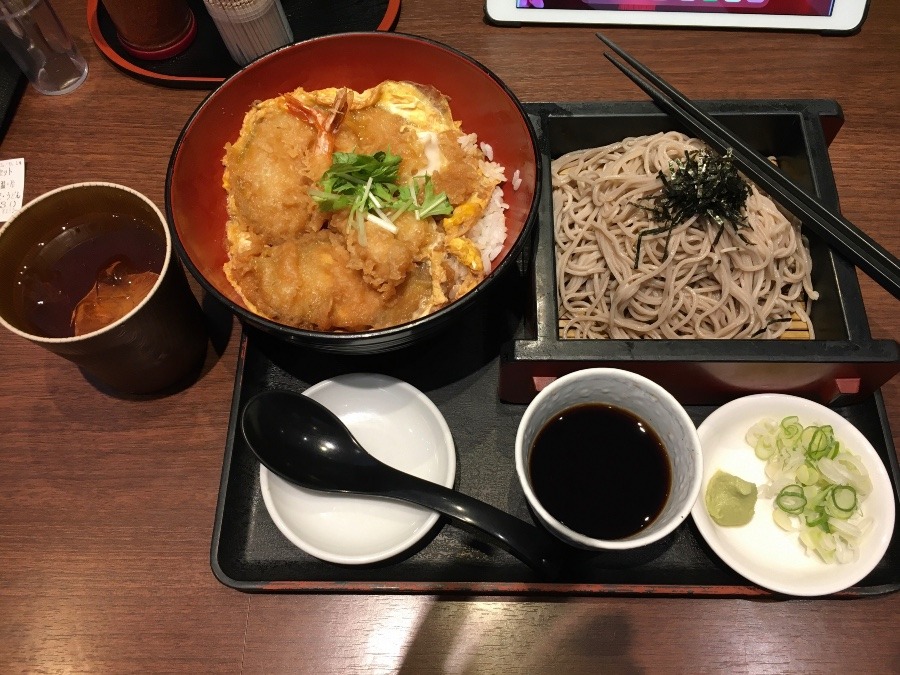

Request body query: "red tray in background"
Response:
[87, 0, 401, 88]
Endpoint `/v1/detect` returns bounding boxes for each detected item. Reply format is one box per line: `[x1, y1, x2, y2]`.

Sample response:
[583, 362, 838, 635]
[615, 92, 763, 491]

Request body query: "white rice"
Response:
[458, 133, 478, 153]
[512, 169, 522, 191]
[467, 186, 509, 273]
[457, 134, 506, 182]
[480, 160, 506, 183]
[454, 133, 509, 274]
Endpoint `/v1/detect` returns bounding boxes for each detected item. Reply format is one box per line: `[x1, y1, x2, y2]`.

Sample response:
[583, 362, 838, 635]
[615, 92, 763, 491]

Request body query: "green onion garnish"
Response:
[310, 150, 452, 244]
[775, 485, 807, 515]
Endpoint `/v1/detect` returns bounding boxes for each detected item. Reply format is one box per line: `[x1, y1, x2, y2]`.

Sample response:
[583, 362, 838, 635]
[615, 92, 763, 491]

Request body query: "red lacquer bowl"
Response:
[166, 32, 540, 354]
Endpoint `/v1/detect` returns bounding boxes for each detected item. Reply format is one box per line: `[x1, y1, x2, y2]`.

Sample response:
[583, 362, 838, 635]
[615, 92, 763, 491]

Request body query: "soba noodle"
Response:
[553, 131, 818, 340]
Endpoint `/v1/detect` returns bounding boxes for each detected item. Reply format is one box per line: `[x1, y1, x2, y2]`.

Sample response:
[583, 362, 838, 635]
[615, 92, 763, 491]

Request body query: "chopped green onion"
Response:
[775, 485, 807, 515]
[310, 150, 452, 245]
[796, 464, 819, 486]
[804, 510, 830, 531]
[745, 415, 873, 564]
[830, 485, 857, 514]
[365, 212, 398, 234]
[781, 416, 803, 441]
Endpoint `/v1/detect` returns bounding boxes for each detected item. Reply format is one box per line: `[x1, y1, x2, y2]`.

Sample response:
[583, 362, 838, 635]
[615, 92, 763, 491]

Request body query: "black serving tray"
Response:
[210, 99, 900, 595]
[500, 100, 900, 406]
[0, 49, 25, 144]
[211, 320, 900, 595]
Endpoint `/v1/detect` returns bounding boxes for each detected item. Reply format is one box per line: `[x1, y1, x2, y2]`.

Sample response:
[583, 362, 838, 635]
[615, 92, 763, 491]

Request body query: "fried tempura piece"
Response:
[331, 210, 438, 296]
[223, 104, 328, 244]
[227, 230, 385, 331]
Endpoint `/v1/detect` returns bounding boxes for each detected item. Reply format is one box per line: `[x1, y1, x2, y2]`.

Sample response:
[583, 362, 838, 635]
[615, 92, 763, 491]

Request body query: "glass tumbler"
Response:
[0, 0, 88, 95]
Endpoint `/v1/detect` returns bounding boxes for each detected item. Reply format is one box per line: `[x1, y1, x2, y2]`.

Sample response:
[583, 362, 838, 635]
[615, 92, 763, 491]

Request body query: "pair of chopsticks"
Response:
[596, 33, 900, 301]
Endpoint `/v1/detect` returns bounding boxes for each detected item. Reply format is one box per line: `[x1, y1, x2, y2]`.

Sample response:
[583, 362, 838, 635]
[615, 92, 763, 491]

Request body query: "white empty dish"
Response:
[260, 373, 456, 565]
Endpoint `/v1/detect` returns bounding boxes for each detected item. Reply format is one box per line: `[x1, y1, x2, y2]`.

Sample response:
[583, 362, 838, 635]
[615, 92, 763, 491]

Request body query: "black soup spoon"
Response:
[241, 389, 561, 579]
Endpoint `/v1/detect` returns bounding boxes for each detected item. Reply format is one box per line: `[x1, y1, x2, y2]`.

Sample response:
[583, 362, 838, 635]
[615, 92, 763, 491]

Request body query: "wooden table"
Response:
[1, 1, 897, 672]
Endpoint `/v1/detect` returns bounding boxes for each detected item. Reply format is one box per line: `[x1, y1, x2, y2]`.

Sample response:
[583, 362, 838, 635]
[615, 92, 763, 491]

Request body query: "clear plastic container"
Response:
[203, 0, 293, 66]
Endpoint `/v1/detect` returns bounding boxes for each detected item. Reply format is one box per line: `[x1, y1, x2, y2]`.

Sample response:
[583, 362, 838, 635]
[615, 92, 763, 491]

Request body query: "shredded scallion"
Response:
[747, 416, 873, 564]
[310, 150, 452, 245]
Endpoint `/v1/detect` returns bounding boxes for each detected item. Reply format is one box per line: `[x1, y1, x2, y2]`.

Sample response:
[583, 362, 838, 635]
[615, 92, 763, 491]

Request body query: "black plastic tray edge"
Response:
[210, 337, 254, 591]
[0, 49, 25, 144]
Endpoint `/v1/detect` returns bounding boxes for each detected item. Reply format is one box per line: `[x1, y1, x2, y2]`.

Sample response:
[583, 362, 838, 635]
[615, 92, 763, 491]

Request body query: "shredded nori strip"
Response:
[750, 316, 793, 337]
[633, 148, 751, 269]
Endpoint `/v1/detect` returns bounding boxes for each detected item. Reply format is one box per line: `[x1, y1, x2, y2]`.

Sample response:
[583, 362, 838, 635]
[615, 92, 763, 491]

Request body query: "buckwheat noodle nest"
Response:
[552, 131, 818, 340]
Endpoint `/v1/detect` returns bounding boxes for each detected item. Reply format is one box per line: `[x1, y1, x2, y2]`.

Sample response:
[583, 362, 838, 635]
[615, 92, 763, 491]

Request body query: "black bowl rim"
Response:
[164, 30, 542, 344]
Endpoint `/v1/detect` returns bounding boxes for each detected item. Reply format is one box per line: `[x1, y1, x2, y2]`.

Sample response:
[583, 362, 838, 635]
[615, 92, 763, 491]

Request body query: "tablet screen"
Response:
[515, 1, 835, 17]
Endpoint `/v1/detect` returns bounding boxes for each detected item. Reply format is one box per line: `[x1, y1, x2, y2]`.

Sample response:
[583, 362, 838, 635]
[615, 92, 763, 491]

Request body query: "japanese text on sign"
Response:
[0, 158, 25, 222]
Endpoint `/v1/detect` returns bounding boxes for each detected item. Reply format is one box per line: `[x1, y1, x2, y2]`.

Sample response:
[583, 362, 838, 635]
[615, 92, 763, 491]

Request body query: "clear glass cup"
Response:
[0, 0, 88, 95]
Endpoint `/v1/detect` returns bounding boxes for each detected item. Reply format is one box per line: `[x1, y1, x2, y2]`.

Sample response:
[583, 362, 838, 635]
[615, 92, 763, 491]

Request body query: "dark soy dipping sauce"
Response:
[529, 403, 672, 540]
[13, 214, 164, 338]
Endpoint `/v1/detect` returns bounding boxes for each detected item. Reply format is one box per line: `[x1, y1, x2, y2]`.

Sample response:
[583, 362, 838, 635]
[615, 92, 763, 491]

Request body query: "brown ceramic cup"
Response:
[0, 182, 208, 395]
[100, 0, 196, 60]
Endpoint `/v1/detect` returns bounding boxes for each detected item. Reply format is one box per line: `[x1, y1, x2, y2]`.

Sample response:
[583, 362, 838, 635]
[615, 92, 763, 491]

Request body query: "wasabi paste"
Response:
[705, 470, 757, 527]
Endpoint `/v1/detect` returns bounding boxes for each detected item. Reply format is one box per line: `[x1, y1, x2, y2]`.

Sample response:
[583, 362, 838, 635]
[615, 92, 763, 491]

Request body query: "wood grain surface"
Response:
[0, 0, 897, 672]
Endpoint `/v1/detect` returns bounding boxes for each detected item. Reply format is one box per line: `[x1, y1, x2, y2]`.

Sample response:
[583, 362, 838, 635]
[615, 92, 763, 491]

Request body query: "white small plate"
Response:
[260, 373, 456, 565]
[691, 393, 895, 596]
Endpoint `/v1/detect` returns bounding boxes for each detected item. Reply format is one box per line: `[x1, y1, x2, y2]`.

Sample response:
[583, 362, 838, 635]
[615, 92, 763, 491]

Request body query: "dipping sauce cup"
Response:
[515, 368, 703, 551]
[0, 182, 208, 394]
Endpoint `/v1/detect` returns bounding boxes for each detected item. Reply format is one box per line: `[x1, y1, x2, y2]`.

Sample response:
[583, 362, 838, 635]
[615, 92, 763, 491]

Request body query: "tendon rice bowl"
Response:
[165, 32, 541, 354]
[222, 80, 510, 333]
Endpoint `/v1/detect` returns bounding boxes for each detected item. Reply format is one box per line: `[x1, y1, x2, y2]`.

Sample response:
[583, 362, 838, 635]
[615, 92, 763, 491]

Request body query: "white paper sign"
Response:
[0, 158, 24, 222]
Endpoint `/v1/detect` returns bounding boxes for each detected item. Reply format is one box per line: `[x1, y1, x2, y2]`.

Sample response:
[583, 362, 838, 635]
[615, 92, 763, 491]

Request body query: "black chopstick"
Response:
[596, 33, 900, 301]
